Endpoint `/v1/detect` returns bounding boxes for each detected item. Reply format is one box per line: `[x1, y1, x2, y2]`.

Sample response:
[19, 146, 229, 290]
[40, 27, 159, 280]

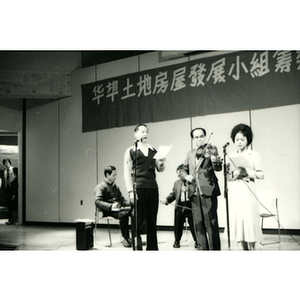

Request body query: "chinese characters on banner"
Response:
[82, 51, 300, 132]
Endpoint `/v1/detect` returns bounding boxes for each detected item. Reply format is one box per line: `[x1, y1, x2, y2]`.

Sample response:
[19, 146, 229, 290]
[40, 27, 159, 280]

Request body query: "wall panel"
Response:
[26, 102, 59, 222]
[59, 67, 97, 222]
[251, 104, 300, 229]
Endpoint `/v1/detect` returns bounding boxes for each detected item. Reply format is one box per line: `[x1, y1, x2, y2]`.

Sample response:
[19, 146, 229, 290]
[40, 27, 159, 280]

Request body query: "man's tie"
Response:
[7, 170, 10, 187]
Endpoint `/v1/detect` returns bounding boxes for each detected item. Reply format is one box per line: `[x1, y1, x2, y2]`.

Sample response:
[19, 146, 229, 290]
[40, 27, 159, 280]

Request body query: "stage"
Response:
[0, 219, 298, 251]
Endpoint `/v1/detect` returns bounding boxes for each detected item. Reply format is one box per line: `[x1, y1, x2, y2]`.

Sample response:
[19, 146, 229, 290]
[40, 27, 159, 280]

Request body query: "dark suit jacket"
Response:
[184, 146, 221, 197]
[94, 180, 130, 217]
[166, 179, 194, 207]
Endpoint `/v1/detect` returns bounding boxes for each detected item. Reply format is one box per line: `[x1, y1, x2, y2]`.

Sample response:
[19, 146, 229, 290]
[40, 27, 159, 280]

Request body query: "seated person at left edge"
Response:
[94, 165, 132, 248]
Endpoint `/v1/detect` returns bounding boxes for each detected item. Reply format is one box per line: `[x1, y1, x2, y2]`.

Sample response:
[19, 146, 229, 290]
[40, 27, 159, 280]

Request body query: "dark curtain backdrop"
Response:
[82, 51, 300, 132]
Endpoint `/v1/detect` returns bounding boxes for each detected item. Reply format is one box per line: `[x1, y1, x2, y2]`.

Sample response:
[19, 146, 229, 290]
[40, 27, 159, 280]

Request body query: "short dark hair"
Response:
[190, 127, 206, 138]
[2, 158, 11, 165]
[134, 123, 148, 133]
[176, 164, 189, 173]
[230, 123, 253, 146]
[104, 165, 116, 177]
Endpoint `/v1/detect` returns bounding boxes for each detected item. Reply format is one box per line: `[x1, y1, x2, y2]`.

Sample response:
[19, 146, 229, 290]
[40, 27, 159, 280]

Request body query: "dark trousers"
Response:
[191, 193, 221, 250]
[174, 204, 196, 243]
[133, 188, 159, 250]
[109, 211, 130, 240]
[5, 187, 17, 223]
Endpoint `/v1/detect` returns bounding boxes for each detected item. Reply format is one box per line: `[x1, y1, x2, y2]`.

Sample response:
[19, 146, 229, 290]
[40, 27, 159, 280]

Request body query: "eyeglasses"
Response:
[193, 135, 204, 139]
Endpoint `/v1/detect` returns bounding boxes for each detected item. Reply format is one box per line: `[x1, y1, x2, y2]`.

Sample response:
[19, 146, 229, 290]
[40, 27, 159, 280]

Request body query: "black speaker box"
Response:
[76, 222, 94, 250]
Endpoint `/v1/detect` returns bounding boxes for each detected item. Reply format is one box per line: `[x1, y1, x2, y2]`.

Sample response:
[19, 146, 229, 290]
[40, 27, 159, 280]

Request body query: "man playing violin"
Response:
[183, 127, 222, 250]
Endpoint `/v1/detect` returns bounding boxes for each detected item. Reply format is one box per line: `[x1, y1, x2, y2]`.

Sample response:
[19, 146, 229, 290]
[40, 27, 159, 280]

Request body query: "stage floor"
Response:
[0, 219, 299, 251]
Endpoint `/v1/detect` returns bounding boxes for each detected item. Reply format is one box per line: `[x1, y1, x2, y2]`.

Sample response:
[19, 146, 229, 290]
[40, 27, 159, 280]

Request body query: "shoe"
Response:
[5, 221, 13, 225]
[195, 243, 203, 250]
[121, 239, 132, 248]
[173, 241, 180, 248]
[195, 244, 207, 250]
[195, 244, 202, 250]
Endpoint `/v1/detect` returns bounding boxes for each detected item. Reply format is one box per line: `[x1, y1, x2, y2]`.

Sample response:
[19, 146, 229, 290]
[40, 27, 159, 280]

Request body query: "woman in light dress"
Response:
[228, 124, 264, 250]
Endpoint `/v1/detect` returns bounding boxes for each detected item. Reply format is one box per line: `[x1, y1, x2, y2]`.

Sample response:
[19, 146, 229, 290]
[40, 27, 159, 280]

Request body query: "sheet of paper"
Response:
[229, 155, 252, 170]
[153, 144, 173, 160]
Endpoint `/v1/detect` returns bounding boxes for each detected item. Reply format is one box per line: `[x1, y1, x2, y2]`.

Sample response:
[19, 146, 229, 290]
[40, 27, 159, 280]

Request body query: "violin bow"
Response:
[160, 199, 193, 211]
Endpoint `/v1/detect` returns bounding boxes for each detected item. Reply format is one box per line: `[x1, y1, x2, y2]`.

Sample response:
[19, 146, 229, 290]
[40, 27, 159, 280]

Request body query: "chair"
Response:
[258, 191, 281, 245]
[94, 206, 119, 248]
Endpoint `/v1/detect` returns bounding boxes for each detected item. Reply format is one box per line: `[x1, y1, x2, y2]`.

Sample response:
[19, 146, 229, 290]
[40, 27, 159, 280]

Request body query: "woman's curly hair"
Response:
[230, 123, 253, 146]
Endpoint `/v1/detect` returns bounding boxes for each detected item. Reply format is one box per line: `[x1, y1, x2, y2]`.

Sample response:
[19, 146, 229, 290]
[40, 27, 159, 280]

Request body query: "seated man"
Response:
[94, 165, 132, 247]
[163, 164, 196, 248]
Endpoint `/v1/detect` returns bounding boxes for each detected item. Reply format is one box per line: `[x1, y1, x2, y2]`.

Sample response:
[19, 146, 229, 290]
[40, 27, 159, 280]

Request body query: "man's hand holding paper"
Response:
[153, 144, 173, 160]
[154, 144, 173, 168]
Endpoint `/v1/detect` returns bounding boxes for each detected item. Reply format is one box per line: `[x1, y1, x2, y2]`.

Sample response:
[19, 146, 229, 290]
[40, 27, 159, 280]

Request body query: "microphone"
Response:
[223, 142, 230, 148]
[134, 138, 144, 146]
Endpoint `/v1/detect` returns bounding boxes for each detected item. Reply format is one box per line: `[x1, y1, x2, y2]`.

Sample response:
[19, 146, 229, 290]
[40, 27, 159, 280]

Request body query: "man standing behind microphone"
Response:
[124, 124, 165, 250]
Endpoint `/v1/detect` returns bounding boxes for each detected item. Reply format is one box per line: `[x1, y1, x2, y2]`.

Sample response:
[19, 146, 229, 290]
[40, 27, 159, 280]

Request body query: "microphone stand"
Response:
[132, 140, 138, 251]
[223, 145, 231, 250]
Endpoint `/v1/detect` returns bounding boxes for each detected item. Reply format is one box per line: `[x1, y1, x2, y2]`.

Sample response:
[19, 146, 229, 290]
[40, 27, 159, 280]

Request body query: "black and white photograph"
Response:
[2, 49, 299, 252]
[1, 1, 299, 299]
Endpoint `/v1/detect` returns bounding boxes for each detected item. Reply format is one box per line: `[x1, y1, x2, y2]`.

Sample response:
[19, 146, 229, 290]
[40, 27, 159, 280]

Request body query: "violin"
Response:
[196, 143, 218, 159]
[195, 132, 215, 159]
